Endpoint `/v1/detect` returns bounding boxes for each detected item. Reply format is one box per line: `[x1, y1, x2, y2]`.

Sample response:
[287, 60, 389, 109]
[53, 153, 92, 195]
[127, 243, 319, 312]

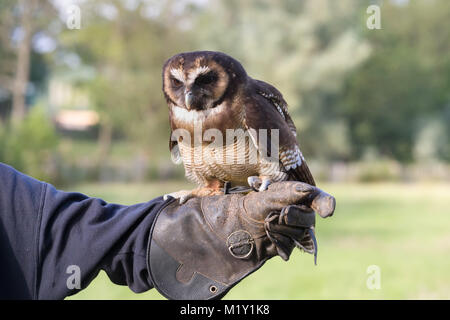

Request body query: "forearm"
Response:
[0, 163, 44, 299]
[0, 163, 170, 299]
[37, 184, 171, 299]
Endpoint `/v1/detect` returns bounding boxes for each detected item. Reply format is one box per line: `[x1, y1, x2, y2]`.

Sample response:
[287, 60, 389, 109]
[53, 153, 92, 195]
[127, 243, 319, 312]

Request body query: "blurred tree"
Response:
[0, 0, 57, 122]
[0, 105, 59, 181]
[340, 0, 450, 162]
[193, 0, 371, 161]
[59, 0, 199, 172]
[11, 0, 37, 122]
[0, 0, 17, 120]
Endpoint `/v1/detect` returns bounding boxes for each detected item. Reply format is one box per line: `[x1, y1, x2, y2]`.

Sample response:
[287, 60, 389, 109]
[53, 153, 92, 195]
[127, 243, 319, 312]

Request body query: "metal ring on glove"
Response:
[226, 230, 254, 259]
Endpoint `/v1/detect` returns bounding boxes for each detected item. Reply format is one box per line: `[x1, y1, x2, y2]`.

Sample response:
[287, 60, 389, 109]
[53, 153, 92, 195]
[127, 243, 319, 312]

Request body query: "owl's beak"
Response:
[185, 91, 194, 110]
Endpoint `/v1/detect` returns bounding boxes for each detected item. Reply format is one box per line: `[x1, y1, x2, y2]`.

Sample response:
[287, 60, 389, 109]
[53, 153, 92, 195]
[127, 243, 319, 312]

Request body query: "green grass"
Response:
[66, 181, 450, 300]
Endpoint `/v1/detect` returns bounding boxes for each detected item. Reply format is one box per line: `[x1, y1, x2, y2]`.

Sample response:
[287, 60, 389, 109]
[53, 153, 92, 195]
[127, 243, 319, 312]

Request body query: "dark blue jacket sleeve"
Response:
[0, 163, 169, 299]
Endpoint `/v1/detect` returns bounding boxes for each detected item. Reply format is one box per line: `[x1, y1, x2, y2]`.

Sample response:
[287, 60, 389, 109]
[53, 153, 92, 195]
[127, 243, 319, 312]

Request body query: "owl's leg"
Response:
[247, 176, 272, 192]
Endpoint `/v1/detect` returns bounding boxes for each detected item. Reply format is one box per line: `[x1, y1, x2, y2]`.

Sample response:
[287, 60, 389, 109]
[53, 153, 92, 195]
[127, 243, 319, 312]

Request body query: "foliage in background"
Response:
[0, 0, 449, 184]
[340, 1, 450, 162]
[194, 0, 371, 161]
[0, 106, 59, 181]
[58, 0, 199, 173]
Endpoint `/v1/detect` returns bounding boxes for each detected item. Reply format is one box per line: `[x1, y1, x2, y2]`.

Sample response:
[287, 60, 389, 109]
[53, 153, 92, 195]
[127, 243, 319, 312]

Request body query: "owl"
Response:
[162, 51, 315, 203]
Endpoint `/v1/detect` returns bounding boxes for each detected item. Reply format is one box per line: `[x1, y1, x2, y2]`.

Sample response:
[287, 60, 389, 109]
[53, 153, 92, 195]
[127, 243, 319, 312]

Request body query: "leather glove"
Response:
[147, 181, 335, 300]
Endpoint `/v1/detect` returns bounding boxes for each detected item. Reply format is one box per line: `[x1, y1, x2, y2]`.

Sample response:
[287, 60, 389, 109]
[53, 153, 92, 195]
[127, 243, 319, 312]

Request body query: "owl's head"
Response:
[162, 51, 247, 111]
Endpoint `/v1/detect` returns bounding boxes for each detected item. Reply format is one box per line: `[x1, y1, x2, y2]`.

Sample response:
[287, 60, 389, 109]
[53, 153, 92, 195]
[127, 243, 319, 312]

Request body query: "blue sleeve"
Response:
[0, 163, 169, 299]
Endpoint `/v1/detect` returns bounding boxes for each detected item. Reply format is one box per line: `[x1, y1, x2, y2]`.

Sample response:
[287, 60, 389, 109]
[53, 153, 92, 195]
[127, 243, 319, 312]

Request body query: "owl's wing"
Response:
[169, 133, 182, 164]
[244, 79, 316, 186]
[168, 110, 182, 165]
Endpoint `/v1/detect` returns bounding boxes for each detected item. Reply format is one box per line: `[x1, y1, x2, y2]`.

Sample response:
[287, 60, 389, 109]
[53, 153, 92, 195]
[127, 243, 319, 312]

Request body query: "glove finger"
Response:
[311, 190, 336, 218]
[255, 182, 317, 212]
[280, 205, 315, 227]
[266, 182, 336, 219]
[266, 223, 307, 240]
[265, 231, 294, 261]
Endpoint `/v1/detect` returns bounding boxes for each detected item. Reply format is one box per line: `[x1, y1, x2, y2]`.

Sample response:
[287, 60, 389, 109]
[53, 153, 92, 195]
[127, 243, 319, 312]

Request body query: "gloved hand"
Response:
[147, 181, 335, 300]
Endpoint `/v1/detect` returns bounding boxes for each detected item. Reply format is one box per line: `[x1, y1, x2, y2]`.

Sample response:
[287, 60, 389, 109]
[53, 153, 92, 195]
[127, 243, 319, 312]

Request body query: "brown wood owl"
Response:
[162, 51, 315, 203]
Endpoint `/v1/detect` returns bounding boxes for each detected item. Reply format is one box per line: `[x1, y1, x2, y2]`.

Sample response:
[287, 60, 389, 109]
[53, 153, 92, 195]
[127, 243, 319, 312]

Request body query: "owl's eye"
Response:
[195, 72, 217, 86]
[171, 77, 183, 87]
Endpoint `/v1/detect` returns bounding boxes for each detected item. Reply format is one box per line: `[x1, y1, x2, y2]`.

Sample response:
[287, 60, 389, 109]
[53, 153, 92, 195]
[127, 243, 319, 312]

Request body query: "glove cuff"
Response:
[146, 197, 269, 300]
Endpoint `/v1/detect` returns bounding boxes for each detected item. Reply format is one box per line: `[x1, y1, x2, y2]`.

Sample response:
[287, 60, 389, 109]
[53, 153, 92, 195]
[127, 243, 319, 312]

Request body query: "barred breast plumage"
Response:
[177, 127, 288, 186]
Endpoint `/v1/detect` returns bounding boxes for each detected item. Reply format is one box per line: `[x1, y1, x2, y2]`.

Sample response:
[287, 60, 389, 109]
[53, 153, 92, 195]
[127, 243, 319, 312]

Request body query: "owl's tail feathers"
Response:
[288, 160, 316, 187]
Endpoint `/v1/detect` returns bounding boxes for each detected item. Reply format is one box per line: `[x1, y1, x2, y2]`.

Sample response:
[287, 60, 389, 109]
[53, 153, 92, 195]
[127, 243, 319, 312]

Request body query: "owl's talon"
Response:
[163, 190, 192, 202]
[247, 176, 262, 190]
[258, 177, 272, 192]
[248, 176, 272, 192]
[179, 194, 194, 204]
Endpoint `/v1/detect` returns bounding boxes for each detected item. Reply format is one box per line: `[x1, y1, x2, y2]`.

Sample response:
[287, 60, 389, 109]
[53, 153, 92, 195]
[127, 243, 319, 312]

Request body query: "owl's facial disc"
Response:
[164, 54, 231, 112]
